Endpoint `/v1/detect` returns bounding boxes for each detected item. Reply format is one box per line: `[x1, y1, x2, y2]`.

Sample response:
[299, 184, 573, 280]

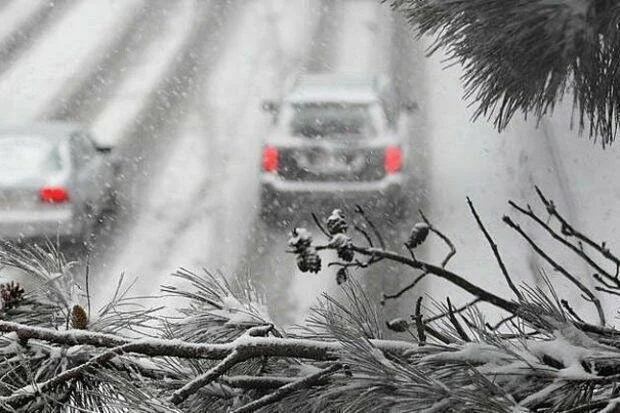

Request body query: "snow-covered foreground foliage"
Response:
[1, 194, 620, 412]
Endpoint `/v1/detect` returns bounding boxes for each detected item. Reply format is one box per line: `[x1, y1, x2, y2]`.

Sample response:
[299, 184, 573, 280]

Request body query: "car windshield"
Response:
[280, 103, 384, 138]
[0, 137, 65, 184]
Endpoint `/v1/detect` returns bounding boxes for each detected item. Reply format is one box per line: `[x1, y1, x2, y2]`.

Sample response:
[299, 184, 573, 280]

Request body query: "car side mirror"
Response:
[402, 100, 418, 113]
[261, 100, 280, 115]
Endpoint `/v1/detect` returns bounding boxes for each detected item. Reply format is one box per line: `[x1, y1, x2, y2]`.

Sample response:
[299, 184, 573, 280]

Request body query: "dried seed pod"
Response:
[338, 247, 354, 263]
[296, 246, 322, 273]
[0, 281, 25, 309]
[336, 268, 348, 285]
[405, 222, 430, 249]
[70, 304, 88, 330]
[326, 209, 348, 235]
[288, 228, 313, 253]
[330, 233, 354, 262]
[386, 317, 409, 332]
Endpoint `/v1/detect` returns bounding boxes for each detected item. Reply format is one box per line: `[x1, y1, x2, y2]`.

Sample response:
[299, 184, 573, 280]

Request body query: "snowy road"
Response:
[0, 0, 610, 328]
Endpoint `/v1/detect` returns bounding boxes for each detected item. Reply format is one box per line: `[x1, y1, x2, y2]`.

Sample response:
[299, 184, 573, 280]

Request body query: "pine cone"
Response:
[405, 222, 430, 249]
[288, 228, 312, 253]
[336, 268, 348, 285]
[386, 317, 409, 332]
[0, 281, 25, 310]
[70, 304, 88, 329]
[326, 209, 348, 235]
[296, 246, 322, 273]
[330, 233, 354, 262]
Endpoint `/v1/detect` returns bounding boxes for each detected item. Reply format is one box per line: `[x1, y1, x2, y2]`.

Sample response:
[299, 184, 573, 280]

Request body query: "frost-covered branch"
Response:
[2, 190, 620, 411]
[384, 0, 620, 146]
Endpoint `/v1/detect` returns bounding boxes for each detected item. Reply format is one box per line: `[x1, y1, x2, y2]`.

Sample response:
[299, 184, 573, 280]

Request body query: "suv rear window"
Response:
[285, 103, 377, 138]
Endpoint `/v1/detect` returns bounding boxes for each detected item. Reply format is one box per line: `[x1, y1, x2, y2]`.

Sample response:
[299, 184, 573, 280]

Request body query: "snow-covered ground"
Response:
[0, 0, 145, 122]
[90, 0, 324, 311]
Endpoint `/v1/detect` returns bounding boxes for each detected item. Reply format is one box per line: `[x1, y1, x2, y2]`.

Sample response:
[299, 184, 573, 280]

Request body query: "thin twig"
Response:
[560, 300, 586, 323]
[85, 257, 91, 320]
[355, 205, 385, 250]
[593, 273, 620, 290]
[231, 363, 342, 413]
[221, 375, 315, 390]
[510, 199, 618, 288]
[382, 273, 428, 302]
[535, 186, 620, 271]
[503, 215, 606, 326]
[353, 223, 374, 248]
[425, 298, 482, 324]
[485, 315, 516, 331]
[419, 210, 456, 268]
[446, 297, 470, 342]
[311, 213, 330, 238]
[414, 296, 426, 345]
[169, 350, 244, 405]
[595, 287, 620, 297]
[383, 212, 456, 304]
[467, 198, 522, 300]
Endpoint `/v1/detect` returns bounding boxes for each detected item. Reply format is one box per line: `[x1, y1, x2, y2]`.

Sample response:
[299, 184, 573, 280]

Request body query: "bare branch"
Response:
[353, 223, 374, 248]
[354, 205, 385, 250]
[446, 297, 470, 342]
[467, 197, 522, 300]
[348, 245, 520, 316]
[485, 315, 516, 331]
[503, 215, 605, 326]
[311, 213, 330, 238]
[419, 210, 456, 268]
[560, 300, 586, 324]
[382, 273, 428, 303]
[535, 186, 620, 270]
[169, 350, 243, 405]
[425, 298, 482, 323]
[414, 296, 426, 345]
[509, 199, 619, 289]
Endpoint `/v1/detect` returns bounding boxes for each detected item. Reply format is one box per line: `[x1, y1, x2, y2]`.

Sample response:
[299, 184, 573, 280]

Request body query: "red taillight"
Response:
[39, 186, 69, 203]
[262, 145, 278, 172]
[384, 146, 402, 173]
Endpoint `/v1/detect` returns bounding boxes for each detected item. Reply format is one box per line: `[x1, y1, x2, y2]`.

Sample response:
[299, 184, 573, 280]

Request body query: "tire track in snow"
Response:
[88, 0, 242, 305]
[0, 0, 145, 123]
[124, 0, 327, 295]
[0, 0, 74, 77]
[263, 0, 404, 326]
[43, 1, 170, 123]
[230, 0, 348, 326]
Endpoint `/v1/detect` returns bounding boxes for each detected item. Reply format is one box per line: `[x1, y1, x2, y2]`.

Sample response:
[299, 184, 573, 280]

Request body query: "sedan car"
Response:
[259, 73, 416, 223]
[0, 122, 118, 247]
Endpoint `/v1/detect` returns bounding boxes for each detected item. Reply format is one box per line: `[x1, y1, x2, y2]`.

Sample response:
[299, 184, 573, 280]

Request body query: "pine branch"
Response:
[347, 245, 520, 316]
[384, 0, 620, 145]
[230, 363, 342, 413]
[169, 349, 243, 405]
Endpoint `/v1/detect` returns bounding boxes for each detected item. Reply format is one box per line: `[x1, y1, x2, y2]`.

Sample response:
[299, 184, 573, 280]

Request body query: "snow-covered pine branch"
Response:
[1, 190, 620, 411]
[384, 0, 620, 146]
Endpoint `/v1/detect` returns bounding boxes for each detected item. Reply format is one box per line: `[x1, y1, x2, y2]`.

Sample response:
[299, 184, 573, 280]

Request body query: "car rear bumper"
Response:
[260, 173, 405, 217]
[0, 208, 83, 242]
[261, 173, 403, 197]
